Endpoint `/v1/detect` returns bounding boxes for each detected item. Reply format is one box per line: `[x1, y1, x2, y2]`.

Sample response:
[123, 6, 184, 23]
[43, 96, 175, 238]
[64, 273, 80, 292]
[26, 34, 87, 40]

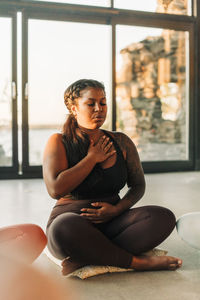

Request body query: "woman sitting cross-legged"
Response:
[43, 79, 182, 276]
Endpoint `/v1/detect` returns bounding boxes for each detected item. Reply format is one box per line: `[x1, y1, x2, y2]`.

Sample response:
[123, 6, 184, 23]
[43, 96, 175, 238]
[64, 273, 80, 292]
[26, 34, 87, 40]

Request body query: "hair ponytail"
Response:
[62, 114, 78, 142]
[62, 114, 90, 166]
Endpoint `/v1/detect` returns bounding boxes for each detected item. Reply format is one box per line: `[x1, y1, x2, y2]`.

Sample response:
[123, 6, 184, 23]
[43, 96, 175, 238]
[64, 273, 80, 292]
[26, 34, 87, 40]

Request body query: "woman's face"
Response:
[71, 87, 107, 130]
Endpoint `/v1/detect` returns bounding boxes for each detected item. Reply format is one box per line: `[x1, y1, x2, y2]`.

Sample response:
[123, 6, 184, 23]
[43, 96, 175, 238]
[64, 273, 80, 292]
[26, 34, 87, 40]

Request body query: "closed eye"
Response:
[87, 102, 106, 106]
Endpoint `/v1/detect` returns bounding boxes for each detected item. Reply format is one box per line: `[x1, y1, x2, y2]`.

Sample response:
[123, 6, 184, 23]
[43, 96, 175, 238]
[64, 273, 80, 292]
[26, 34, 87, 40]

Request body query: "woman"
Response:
[43, 79, 182, 276]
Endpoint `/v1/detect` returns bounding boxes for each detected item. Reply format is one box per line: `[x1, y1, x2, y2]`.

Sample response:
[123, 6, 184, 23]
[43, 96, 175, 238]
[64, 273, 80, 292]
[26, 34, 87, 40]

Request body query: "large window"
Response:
[0, 17, 12, 166]
[28, 19, 111, 165]
[31, 0, 192, 15]
[32, 0, 110, 6]
[0, 0, 198, 178]
[114, 0, 192, 15]
[116, 25, 189, 161]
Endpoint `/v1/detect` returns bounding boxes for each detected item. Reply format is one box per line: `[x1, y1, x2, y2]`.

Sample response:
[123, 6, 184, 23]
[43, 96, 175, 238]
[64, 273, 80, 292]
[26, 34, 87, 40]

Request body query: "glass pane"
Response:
[0, 18, 12, 166]
[32, 0, 110, 6]
[114, 0, 192, 16]
[28, 19, 111, 165]
[116, 25, 189, 161]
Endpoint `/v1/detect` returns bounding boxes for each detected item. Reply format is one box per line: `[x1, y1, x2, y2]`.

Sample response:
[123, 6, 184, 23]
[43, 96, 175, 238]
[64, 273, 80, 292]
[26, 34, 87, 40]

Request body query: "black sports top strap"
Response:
[101, 130, 124, 160]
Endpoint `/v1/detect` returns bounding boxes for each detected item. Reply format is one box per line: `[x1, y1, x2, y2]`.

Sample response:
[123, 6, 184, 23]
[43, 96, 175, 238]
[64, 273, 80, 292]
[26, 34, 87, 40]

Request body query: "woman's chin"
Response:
[91, 124, 102, 130]
[93, 119, 105, 126]
[79, 122, 104, 130]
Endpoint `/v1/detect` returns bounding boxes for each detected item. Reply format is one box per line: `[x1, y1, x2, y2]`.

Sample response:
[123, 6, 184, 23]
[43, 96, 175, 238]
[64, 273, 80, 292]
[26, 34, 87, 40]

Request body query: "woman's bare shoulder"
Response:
[44, 133, 65, 154]
[104, 129, 131, 139]
[45, 133, 63, 145]
[48, 132, 63, 141]
[43, 132, 67, 170]
[104, 130, 135, 149]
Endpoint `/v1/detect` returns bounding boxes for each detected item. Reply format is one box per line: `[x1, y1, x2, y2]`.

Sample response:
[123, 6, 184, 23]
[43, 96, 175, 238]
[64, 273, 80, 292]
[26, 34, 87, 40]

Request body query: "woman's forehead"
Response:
[79, 87, 105, 98]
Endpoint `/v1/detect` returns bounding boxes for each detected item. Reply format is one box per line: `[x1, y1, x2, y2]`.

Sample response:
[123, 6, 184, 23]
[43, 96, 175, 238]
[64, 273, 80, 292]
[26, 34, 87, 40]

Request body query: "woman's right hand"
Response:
[87, 135, 116, 163]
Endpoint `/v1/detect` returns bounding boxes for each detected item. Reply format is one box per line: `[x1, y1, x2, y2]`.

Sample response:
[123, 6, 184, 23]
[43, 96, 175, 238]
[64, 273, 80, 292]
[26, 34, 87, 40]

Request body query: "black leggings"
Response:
[46, 204, 176, 269]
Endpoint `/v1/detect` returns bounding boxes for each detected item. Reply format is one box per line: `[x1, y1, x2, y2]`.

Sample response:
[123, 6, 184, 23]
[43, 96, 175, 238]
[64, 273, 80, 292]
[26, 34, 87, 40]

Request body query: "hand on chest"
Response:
[100, 144, 117, 169]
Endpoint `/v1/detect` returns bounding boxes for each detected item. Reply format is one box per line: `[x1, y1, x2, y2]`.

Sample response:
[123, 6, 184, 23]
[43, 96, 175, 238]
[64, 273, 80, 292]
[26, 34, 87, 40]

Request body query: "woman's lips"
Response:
[93, 115, 105, 120]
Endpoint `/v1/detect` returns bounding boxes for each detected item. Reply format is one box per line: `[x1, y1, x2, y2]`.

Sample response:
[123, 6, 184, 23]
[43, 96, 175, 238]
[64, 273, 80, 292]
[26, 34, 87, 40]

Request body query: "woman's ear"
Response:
[71, 104, 77, 117]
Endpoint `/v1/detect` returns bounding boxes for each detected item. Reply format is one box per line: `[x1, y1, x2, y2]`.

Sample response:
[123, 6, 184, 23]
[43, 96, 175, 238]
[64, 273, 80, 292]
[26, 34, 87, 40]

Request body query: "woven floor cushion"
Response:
[44, 247, 168, 279]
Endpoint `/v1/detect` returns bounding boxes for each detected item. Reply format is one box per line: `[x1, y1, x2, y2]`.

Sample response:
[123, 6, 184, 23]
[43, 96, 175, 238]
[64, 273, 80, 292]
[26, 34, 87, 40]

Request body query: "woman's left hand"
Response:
[80, 202, 119, 223]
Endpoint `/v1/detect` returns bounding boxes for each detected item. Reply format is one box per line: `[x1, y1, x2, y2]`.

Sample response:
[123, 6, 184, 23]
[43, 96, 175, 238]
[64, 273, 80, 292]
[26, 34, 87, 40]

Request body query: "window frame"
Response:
[0, 10, 18, 179]
[0, 0, 199, 177]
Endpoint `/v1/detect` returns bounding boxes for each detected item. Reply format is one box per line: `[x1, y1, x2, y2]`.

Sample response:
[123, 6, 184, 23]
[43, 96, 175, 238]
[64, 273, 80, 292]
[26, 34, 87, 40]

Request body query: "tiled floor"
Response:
[0, 172, 200, 300]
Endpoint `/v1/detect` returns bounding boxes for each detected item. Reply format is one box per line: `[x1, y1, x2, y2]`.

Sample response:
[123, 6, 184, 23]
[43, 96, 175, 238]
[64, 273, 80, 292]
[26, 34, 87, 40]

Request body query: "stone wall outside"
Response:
[116, 0, 188, 160]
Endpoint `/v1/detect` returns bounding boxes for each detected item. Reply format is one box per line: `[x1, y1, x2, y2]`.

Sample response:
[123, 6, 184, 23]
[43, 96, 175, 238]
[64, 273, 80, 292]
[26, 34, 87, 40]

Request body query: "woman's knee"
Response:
[49, 213, 84, 243]
[47, 213, 88, 258]
[148, 205, 176, 231]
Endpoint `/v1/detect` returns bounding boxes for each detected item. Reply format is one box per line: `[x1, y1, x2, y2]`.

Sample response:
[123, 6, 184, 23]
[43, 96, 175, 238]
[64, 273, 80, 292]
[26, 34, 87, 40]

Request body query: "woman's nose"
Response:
[94, 103, 101, 111]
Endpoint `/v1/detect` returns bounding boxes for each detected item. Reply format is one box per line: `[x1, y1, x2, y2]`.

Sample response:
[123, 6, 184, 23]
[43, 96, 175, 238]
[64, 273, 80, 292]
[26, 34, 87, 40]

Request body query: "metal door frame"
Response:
[20, 6, 198, 176]
[0, 1, 198, 177]
[0, 10, 18, 179]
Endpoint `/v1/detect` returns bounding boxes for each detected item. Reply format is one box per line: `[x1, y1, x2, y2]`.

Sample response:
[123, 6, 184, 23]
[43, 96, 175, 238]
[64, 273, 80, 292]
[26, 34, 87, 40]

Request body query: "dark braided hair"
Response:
[62, 79, 106, 167]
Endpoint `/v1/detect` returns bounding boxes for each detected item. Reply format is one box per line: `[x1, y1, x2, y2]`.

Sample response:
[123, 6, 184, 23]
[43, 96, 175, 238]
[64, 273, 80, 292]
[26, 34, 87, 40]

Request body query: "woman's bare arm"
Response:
[43, 134, 96, 199]
[80, 131, 145, 223]
[43, 133, 115, 199]
[111, 132, 146, 214]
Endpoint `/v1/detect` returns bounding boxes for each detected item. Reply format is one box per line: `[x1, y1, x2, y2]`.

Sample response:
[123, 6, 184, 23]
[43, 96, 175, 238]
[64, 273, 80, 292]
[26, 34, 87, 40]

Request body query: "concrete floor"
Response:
[0, 171, 200, 300]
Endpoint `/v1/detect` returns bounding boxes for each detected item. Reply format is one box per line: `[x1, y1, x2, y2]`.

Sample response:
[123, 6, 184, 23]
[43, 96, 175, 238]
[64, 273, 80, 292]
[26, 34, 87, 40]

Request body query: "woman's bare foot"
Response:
[130, 255, 182, 271]
[61, 257, 86, 276]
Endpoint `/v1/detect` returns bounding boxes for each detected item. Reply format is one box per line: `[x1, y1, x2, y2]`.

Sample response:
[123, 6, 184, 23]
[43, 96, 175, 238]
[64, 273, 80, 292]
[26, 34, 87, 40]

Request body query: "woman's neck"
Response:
[78, 126, 104, 143]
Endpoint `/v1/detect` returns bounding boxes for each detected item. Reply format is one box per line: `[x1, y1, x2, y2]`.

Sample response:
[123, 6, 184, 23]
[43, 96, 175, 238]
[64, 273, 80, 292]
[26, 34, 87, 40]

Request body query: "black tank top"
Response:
[62, 130, 127, 199]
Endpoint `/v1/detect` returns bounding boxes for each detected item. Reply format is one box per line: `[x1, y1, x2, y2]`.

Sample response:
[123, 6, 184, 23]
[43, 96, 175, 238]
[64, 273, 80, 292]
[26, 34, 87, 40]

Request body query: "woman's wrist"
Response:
[114, 203, 124, 216]
[115, 198, 133, 215]
[86, 152, 98, 165]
